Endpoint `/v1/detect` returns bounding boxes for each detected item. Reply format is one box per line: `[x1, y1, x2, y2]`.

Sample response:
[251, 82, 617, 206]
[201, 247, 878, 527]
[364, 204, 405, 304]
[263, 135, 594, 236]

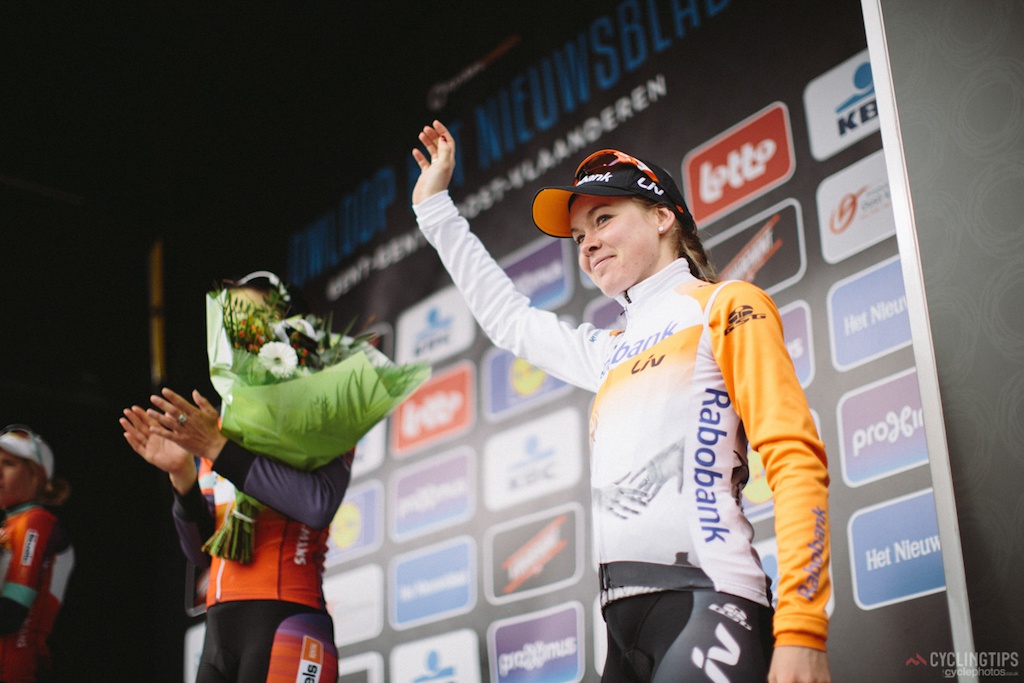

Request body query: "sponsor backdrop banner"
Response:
[186, 1, 963, 680]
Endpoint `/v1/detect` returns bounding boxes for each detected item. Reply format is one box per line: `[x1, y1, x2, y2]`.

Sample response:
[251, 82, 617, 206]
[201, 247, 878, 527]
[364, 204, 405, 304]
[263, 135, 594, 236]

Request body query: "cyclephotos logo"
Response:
[905, 650, 1019, 679]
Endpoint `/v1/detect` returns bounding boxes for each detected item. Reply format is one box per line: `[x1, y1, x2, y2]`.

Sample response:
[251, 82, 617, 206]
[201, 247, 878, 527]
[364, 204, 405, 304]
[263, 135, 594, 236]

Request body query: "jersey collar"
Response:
[614, 258, 697, 310]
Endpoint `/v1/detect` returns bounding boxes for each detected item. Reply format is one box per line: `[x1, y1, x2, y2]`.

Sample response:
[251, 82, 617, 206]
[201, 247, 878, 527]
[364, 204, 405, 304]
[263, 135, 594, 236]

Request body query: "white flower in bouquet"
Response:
[258, 341, 299, 378]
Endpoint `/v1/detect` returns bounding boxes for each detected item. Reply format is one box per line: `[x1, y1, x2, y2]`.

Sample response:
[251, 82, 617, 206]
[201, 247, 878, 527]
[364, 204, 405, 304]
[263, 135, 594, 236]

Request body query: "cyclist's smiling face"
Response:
[569, 195, 676, 298]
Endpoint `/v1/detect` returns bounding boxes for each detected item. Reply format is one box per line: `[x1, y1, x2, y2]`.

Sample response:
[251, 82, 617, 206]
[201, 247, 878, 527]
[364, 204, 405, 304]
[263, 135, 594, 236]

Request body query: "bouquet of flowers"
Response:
[203, 284, 429, 563]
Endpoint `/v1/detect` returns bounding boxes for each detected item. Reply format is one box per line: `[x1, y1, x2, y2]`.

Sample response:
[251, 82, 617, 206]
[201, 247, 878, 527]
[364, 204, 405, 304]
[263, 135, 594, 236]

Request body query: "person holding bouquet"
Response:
[121, 272, 427, 683]
[410, 122, 831, 683]
[0, 424, 74, 683]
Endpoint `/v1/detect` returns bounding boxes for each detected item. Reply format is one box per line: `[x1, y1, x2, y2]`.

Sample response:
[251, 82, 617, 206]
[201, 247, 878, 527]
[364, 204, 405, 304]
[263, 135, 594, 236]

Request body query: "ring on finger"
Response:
[177, 413, 188, 424]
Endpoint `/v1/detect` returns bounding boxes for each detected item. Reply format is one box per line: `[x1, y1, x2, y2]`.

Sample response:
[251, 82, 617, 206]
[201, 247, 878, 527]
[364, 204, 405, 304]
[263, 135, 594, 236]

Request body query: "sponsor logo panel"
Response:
[390, 629, 481, 683]
[501, 236, 575, 311]
[838, 368, 928, 487]
[390, 536, 476, 630]
[338, 651, 384, 683]
[391, 361, 476, 456]
[352, 420, 386, 479]
[804, 49, 879, 161]
[483, 407, 584, 511]
[326, 479, 383, 566]
[325, 564, 385, 647]
[395, 286, 476, 365]
[583, 296, 624, 331]
[487, 602, 585, 683]
[780, 300, 814, 388]
[389, 446, 476, 542]
[827, 255, 911, 371]
[848, 489, 945, 610]
[704, 199, 807, 295]
[816, 149, 894, 264]
[484, 502, 585, 605]
[482, 346, 571, 422]
[683, 102, 796, 226]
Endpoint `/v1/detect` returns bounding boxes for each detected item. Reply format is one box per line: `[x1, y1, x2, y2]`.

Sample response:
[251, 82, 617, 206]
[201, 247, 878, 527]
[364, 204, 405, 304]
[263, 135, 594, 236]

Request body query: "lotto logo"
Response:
[391, 361, 474, 455]
[683, 102, 795, 226]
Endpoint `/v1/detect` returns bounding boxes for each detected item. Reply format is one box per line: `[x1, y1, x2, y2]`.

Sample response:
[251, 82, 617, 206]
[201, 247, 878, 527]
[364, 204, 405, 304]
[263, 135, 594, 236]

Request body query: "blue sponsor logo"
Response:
[833, 60, 877, 138]
[503, 238, 573, 311]
[483, 348, 570, 421]
[827, 255, 911, 371]
[848, 489, 945, 610]
[414, 306, 454, 357]
[391, 448, 475, 542]
[391, 537, 476, 629]
[489, 602, 584, 683]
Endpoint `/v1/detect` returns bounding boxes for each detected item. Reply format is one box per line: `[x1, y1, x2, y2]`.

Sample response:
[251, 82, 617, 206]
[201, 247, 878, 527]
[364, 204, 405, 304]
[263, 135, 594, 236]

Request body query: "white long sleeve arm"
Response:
[414, 191, 607, 392]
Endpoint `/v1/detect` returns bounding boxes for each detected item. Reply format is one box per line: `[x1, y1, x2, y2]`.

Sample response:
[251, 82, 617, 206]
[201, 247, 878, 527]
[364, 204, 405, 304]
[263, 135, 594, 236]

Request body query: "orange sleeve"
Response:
[708, 281, 831, 651]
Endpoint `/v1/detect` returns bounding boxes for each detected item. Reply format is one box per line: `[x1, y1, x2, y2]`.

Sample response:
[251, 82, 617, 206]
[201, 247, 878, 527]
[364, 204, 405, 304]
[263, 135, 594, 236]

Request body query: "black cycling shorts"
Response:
[196, 600, 338, 683]
[601, 589, 774, 682]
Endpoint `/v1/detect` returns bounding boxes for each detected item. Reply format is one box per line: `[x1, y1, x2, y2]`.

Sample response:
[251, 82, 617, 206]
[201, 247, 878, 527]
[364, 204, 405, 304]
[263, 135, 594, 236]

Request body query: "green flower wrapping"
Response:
[203, 289, 430, 563]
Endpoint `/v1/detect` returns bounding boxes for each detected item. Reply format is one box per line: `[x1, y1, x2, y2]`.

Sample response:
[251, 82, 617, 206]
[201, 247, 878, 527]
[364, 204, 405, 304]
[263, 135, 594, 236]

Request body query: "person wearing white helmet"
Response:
[0, 424, 74, 683]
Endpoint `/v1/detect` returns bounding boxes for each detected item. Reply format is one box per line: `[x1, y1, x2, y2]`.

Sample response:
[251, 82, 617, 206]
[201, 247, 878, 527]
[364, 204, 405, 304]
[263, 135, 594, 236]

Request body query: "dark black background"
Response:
[0, 3, 584, 680]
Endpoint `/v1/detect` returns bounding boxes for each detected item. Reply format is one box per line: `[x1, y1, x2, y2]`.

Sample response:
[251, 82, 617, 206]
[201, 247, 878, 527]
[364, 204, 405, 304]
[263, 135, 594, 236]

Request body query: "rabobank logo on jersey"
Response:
[390, 536, 476, 630]
[395, 286, 476, 366]
[816, 149, 895, 264]
[827, 255, 911, 371]
[804, 49, 879, 161]
[683, 101, 796, 226]
[389, 447, 475, 542]
[779, 300, 815, 388]
[390, 629, 481, 683]
[326, 479, 383, 566]
[484, 503, 584, 605]
[391, 361, 475, 456]
[483, 407, 583, 511]
[487, 602, 584, 683]
[482, 347, 571, 422]
[848, 489, 945, 610]
[838, 368, 928, 487]
[704, 199, 806, 296]
[501, 236, 574, 311]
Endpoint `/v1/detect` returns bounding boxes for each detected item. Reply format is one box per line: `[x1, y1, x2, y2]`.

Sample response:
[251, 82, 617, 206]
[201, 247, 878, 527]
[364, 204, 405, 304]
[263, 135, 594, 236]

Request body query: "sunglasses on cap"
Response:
[574, 149, 690, 218]
[575, 149, 664, 185]
[0, 424, 44, 468]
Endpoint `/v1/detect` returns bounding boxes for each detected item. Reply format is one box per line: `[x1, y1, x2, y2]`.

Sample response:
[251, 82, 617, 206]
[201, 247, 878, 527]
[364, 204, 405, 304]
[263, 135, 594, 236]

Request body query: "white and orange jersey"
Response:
[416, 191, 831, 651]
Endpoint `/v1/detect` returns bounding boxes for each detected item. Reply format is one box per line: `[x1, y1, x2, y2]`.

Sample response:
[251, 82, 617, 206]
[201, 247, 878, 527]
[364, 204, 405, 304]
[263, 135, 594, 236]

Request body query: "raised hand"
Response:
[411, 120, 456, 204]
[146, 388, 227, 463]
[120, 404, 196, 494]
